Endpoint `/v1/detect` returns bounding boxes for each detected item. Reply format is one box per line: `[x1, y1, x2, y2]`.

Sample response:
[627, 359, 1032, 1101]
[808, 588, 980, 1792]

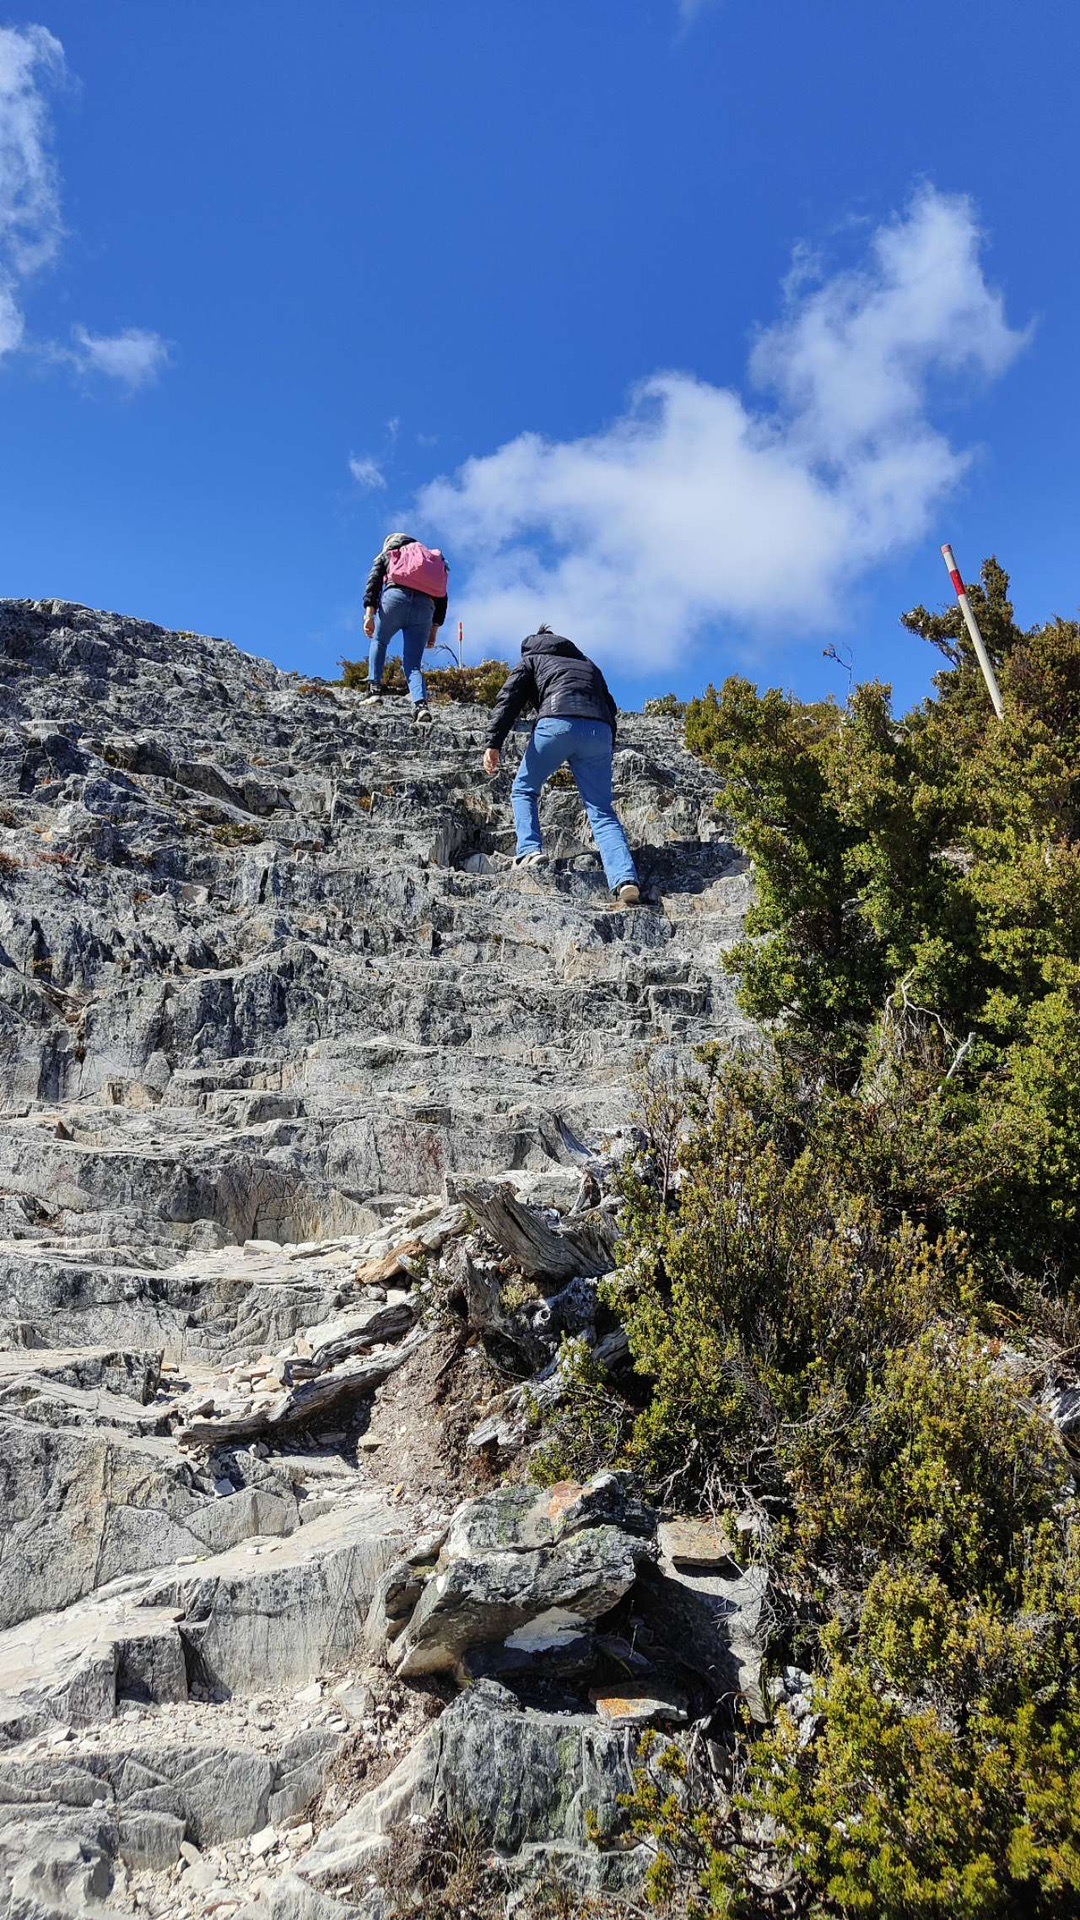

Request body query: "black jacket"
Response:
[363, 542, 448, 629]
[485, 632, 618, 750]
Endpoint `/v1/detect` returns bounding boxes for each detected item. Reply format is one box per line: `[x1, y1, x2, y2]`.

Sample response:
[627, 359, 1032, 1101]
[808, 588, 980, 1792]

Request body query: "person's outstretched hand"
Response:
[363, 613, 375, 639]
[483, 748, 500, 777]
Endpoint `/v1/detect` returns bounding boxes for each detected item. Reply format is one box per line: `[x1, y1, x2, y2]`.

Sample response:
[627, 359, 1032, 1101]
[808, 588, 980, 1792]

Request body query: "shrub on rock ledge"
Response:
[339, 655, 511, 705]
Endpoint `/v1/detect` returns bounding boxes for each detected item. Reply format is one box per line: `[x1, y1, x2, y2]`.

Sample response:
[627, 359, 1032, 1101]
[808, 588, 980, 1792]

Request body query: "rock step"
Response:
[0, 1719, 342, 1908]
[0, 1203, 443, 1361]
[299, 1680, 644, 1901]
[0, 1387, 305, 1630]
[0, 1495, 409, 1749]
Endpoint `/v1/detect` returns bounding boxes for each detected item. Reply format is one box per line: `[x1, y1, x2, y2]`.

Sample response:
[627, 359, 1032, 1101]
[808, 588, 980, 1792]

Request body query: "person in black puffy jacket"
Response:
[482, 628, 640, 907]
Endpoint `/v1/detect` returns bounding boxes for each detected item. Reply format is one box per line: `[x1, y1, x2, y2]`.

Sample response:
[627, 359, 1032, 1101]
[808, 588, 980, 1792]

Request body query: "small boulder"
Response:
[386, 1476, 655, 1682]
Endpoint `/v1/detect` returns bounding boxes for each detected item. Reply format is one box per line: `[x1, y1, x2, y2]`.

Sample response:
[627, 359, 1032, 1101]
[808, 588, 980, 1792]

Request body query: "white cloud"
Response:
[417, 188, 1026, 673]
[0, 23, 168, 384]
[70, 324, 170, 388]
[676, 0, 719, 24]
[349, 455, 386, 489]
[0, 280, 24, 355]
[0, 22, 63, 358]
[0, 23, 63, 273]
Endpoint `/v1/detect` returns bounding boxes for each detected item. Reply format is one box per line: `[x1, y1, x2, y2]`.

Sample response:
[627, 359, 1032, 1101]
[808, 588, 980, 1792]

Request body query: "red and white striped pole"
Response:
[941, 544, 1005, 721]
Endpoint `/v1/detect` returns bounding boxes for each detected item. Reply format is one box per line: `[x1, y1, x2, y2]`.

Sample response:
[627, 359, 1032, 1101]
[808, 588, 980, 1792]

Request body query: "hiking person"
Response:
[361, 532, 449, 726]
[482, 626, 641, 907]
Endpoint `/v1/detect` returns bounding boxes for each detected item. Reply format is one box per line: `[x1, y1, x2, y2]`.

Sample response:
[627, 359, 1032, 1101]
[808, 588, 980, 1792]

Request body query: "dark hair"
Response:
[536, 622, 553, 634]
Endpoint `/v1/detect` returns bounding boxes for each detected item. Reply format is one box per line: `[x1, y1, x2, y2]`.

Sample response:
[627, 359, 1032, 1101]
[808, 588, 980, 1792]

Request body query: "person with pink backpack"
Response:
[361, 532, 449, 726]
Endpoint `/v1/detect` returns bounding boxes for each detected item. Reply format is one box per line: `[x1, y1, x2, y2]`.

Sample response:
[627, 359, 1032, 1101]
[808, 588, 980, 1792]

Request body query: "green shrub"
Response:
[735, 1554, 1080, 1920]
[597, 561, 1080, 1915]
[529, 1337, 636, 1488]
[684, 559, 1080, 1279]
[426, 658, 511, 706]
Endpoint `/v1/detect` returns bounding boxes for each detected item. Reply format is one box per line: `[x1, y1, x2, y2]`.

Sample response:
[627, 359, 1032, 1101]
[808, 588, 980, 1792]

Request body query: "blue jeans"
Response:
[511, 718, 638, 890]
[369, 587, 433, 705]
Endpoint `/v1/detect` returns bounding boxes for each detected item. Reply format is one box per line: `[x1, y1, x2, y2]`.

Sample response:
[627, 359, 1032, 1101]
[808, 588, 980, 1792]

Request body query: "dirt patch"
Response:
[315, 1670, 449, 1825]
[349, 1333, 504, 1507]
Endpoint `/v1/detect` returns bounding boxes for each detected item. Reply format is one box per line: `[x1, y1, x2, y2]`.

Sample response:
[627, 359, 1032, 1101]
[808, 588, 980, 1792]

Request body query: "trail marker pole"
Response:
[941, 544, 1005, 721]
[457, 620, 464, 668]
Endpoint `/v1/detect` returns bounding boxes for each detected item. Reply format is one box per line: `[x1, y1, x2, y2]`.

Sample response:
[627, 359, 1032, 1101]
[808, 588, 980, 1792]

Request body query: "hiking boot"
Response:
[613, 882, 641, 908]
[514, 851, 547, 869]
[413, 702, 434, 727]
[358, 685, 383, 704]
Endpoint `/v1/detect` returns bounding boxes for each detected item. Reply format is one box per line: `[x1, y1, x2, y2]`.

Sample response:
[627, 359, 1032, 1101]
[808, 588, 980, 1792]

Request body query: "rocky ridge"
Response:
[0, 601, 757, 1919]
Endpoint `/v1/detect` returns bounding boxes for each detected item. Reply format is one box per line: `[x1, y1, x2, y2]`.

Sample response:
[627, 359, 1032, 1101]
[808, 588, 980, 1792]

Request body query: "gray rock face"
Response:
[0, 1393, 300, 1630]
[0, 600, 747, 1235]
[0, 600, 756, 1914]
[0, 1729, 341, 1913]
[301, 1680, 644, 1895]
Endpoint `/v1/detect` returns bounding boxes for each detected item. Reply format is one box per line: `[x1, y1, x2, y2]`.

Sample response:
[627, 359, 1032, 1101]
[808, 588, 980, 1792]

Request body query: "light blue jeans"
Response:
[511, 718, 638, 890]
[369, 587, 433, 705]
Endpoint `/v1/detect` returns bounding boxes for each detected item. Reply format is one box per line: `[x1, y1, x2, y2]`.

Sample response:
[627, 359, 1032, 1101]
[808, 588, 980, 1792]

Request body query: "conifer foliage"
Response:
[605, 563, 1080, 1916]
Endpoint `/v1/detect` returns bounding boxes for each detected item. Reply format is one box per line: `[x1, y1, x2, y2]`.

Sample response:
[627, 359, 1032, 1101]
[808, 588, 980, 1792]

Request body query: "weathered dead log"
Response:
[177, 1333, 425, 1449]
[455, 1179, 617, 1279]
[308, 1299, 416, 1370]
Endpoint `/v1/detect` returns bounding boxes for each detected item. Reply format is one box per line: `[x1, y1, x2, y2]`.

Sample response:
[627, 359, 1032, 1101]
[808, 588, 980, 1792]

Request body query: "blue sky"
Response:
[1, 0, 1077, 712]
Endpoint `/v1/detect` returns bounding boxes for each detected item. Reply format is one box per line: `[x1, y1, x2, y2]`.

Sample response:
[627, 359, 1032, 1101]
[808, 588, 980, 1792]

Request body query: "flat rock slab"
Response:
[591, 1684, 690, 1727]
[659, 1516, 743, 1574]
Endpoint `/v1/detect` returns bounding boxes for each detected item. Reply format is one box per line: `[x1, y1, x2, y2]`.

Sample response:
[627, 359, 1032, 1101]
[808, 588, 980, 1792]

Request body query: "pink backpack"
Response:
[384, 541, 449, 598]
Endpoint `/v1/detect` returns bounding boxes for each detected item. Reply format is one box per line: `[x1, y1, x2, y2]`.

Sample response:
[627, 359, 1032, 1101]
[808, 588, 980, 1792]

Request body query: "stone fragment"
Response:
[659, 1516, 741, 1573]
[353, 1242, 424, 1288]
[590, 1684, 689, 1727]
[119, 1807, 186, 1869]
